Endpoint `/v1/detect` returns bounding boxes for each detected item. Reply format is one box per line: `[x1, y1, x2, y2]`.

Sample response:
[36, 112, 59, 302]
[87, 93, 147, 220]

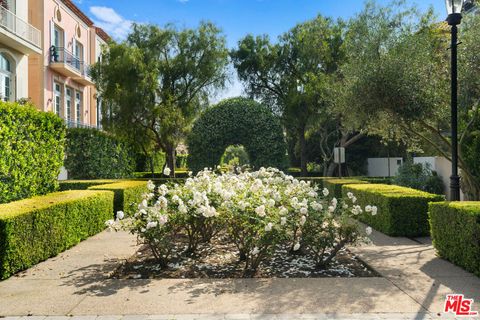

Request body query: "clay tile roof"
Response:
[95, 27, 112, 42]
[60, 0, 94, 27]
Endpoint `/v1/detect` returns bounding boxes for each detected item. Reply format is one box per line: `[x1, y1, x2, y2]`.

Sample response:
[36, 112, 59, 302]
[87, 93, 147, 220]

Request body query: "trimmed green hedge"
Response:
[134, 170, 189, 179]
[135, 151, 166, 173]
[429, 202, 480, 276]
[59, 179, 122, 191]
[342, 184, 444, 237]
[187, 97, 288, 173]
[0, 190, 113, 279]
[298, 177, 331, 189]
[0, 101, 65, 204]
[65, 128, 135, 179]
[324, 178, 369, 199]
[356, 177, 393, 185]
[89, 181, 148, 216]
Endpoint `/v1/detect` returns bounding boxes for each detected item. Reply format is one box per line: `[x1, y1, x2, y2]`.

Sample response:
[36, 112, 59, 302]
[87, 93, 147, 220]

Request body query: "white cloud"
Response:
[178, 0, 189, 3]
[89, 6, 133, 40]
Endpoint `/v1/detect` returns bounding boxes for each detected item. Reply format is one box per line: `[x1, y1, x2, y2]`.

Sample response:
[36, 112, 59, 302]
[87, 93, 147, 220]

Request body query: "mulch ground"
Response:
[112, 233, 378, 279]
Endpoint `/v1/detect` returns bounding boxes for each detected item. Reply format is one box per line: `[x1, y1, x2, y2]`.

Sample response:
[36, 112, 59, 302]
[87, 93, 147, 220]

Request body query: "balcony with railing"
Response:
[64, 119, 101, 130]
[0, 6, 41, 54]
[49, 46, 93, 86]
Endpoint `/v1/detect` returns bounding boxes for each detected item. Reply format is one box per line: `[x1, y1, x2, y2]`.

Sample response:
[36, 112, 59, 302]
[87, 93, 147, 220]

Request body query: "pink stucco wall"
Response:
[42, 0, 93, 125]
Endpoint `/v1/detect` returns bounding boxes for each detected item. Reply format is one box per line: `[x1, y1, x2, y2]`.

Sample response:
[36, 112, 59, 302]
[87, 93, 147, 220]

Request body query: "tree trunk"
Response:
[326, 162, 336, 177]
[461, 171, 480, 200]
[165, 145, 176, 177]
[150, 156, 155, 177]
[298, 126, 307, 176]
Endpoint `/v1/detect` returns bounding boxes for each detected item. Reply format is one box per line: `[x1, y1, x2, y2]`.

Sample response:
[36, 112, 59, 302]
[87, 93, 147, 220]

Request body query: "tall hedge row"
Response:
[187, 98, 288, 173]
[0, 101, 65, 204]
[65, 128, 135, 179]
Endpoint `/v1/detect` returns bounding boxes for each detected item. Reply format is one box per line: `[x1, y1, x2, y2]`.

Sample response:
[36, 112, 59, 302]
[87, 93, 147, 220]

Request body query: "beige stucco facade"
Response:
[0, 0, 41, 101]
[23, 0, 109, 128]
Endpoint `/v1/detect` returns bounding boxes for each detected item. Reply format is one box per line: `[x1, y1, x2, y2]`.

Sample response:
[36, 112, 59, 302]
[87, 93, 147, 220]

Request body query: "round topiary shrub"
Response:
[65, 128, 135, 179]
[187, 97, 287, 173]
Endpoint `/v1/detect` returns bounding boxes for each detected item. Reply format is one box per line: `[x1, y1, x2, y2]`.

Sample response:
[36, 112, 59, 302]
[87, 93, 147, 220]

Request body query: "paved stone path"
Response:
[0, 314, 456, 319]
[0, 228, 478, 319]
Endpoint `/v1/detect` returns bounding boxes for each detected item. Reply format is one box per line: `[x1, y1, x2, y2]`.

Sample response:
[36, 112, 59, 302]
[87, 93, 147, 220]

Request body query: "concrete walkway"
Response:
[0, 228, 478, 319]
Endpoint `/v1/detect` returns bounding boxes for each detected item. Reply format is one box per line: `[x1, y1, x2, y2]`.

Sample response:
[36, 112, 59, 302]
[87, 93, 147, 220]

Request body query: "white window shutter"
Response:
[50, 21, 54, 47]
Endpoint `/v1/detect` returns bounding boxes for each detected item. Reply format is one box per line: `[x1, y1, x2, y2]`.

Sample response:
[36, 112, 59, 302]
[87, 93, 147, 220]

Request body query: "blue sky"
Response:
[76, 0, 446, 45]
[75, 0, 446, 99]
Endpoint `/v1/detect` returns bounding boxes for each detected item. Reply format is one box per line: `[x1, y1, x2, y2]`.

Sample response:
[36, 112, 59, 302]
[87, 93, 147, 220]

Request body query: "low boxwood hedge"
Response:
[324, 178, 369, 199]
[429, 202, 480, 276]
[342, 184, 444, 237]
[356, 177, 393, 185]
[0, 190, 113, 279]
[134, 171, 189, 179]
[298, 177, 332, 189]
[89, 181, 148, 216]
[59, 179, 122, 191]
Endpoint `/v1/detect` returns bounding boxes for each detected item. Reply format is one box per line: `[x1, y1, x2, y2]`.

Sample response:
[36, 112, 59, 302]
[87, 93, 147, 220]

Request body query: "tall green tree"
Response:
[91, 22, 229, 176]
[340, 0, 480, 198]
[231, 15, 350, 176]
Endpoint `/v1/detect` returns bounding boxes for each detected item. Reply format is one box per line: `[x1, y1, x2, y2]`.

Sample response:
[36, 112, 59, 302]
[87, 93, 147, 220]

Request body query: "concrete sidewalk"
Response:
[349, 230, 480, 318]
[0, 228, 478, 319]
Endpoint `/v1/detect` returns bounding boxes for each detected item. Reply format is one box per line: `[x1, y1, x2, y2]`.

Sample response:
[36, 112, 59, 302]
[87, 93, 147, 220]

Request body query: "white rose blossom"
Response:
[146, 221, 158, 229]
[107, 168, 377, 270]
[322, 188, 329, 197]
[163, 166, 171, 176]
[366, 226, 373, 235]
[255, 205, 266, 217]
[116, 211, 124, 220]
[300, 215, 307, 226]
[147, 180, 155, 191]
[264, 222, 274, 232]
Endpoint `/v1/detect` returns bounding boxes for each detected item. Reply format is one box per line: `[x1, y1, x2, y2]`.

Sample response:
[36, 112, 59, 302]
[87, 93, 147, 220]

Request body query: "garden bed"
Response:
[112, 233, 377, 279]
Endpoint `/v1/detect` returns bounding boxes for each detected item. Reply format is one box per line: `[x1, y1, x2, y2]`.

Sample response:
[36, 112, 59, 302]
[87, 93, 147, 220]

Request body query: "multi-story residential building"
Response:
[27, 0, 109, 129]
[0, 0, 41, 101]
[90, 27, 109, 128]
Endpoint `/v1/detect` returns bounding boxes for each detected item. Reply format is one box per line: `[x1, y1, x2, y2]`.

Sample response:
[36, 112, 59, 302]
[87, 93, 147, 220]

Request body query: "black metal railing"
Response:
[49, 46, 90, 78]
[64, 119, 101, 130]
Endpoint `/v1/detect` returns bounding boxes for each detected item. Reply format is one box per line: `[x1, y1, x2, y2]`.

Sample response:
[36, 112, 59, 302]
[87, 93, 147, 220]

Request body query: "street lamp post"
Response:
[445, 0, 465, 201]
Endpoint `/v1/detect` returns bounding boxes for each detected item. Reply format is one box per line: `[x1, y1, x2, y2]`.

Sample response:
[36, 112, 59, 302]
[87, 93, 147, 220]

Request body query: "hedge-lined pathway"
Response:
[0, 229, 478, 319]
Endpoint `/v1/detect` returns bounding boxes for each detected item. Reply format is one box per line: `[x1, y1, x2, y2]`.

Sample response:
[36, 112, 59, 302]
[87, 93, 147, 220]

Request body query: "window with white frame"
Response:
[53, 24, 64, 48]
[0, 53, 13, 101]
[66, 87, 72, 123]
[74, 41, 83, 70]
[51, 24, 64, 63]
[75, 91, 82, 124]
[54, 82, 62, 116]
[97, 97, 102, 127]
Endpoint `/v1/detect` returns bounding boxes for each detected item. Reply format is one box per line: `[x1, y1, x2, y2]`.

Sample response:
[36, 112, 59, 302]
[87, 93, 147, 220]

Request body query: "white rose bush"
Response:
[109, 167, 377, 277]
